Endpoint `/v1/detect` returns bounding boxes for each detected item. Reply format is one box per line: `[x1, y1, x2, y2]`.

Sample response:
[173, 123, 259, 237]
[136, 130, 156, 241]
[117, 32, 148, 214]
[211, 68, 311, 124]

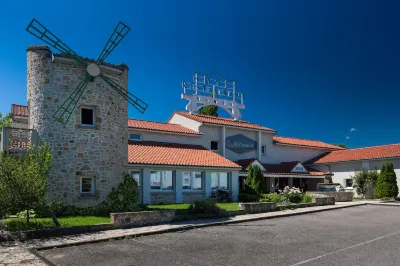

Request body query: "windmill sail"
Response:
[97, 21, 131, 64]
[100, 74, 148, 114]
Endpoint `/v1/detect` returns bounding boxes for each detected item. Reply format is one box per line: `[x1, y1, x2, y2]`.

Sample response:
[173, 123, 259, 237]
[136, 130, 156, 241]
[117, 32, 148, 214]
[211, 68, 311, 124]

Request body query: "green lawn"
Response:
[3, 216, 111, 232]
[146, 202, 240, 214]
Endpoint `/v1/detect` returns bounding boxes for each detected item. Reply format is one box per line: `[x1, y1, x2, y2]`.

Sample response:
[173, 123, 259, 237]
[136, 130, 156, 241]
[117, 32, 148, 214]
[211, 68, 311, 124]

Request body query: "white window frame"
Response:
[261, 145, 267, 155]
[80, 107, 96, 128]
[80, 176, 95, 195]
[211, 172, 231, 190]
[150, 170, 175, 191]
[211, 141, 219, 151]
[345, 178, 353, 188]
[129, 133, 141, 141]
[182, 171, 204, 191]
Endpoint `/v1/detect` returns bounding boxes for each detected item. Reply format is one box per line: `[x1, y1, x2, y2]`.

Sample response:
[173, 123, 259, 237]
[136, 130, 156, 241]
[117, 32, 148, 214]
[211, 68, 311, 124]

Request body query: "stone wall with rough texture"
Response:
[313, 196, 335, 206]
[239, 202, 277, 213]
[182, 192, 206, 203]
[312, 192, 353, 202]
[110, 211, 175, 226]
[27, 45, 128, 207]
[150, 192, 176, 204]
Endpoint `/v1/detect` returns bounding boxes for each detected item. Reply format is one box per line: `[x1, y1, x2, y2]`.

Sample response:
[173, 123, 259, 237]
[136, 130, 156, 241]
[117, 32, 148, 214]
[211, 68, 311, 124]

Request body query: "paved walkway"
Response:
[0, 201, 368, 265]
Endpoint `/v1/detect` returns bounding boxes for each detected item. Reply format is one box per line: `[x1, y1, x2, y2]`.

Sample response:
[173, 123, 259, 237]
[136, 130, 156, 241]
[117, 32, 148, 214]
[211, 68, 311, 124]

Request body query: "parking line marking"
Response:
[289, 230, 400, 266]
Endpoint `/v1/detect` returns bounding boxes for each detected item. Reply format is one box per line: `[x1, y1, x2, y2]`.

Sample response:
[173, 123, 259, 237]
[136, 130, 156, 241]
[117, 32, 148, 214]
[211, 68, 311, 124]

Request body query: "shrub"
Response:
[239, 192, 259, 202]
[300, 193, 314, 203]
[259, 193, 283, 204]
[352, 169, 378, 198]
[282, 187, 302, 203]
[54, 173, 140, 217]
[188, 200, 221, 215]
[16, 210, 36, 219]
[375, 162, 398, 199]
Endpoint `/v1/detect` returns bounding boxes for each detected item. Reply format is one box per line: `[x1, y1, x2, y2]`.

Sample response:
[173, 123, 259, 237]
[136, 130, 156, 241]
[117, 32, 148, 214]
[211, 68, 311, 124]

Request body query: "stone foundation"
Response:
[110, 210, 175, 226]
[239, 202, 277, 214]
[182, 192, 206, 203]
[311, 192, 353, 202]
[150, 192, 176, 204]
[313, 196, 335, 206]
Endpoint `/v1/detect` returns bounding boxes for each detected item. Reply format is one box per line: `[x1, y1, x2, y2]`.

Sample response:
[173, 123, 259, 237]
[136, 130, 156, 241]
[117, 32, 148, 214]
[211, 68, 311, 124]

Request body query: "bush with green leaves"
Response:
[259, 193, 283, 204]
[0, 142, 52, 223]
[282, 186, 302, 203]
[188, 200, 221, 215]
[245, 164, 265, 195]
[300, 193, 314, 203]
[16, 210, 36, 219]
[375, 162, 398, 199]
[351, 169, 378, 198]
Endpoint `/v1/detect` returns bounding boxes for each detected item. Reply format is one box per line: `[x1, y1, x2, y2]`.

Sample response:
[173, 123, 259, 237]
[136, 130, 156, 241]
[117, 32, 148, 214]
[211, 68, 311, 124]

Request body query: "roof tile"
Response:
[128, 141, 240, 168]
[128, 119, 201, 135]
[307, 143, 400, 164]
[273, 136, 344, 150]
[171, 111, 276, 132]
[11, 104, 28, 117]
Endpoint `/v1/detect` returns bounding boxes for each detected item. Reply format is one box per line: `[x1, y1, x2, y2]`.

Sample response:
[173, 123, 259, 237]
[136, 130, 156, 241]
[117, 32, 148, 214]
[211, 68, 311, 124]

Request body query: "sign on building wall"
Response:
[226, 134, 257, 154]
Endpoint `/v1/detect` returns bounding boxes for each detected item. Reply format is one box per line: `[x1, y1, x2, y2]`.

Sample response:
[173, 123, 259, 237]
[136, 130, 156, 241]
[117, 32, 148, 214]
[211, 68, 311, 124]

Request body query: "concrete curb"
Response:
[34, 203, 367, 251]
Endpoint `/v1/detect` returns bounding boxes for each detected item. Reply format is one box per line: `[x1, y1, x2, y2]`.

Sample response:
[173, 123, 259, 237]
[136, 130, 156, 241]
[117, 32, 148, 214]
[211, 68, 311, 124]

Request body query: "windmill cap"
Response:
[26, 45, 51, 52]
[118, 63, 129, 71]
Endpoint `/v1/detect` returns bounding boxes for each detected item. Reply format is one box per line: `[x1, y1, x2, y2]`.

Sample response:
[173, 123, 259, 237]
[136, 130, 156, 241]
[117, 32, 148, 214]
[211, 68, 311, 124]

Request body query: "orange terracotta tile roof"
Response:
[128, 119, 201, 135]
[128, 140, 241, 168]
[11, 104, 28, 117]
[307, 143, 400, 164]
[273, 136, 345, 150]
[171, 111, 276, 132]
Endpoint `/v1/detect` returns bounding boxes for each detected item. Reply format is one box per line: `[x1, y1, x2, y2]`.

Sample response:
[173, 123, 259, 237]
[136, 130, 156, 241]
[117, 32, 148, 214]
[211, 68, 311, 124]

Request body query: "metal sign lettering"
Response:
[226, 134, 257, 154]
[182, 72, 245, 120]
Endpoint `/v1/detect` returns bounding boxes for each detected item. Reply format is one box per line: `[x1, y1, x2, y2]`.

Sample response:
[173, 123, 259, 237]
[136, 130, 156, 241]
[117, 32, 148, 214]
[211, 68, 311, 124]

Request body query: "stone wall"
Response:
[27, 46, 128, 207]
[110, 211, 175, 226]
[150, 192, 176, 204]
[239, 202, 277, 214]
[311, 192, 353, 202]
[182, 192, 206, 203]
[313, 196, 335, 206]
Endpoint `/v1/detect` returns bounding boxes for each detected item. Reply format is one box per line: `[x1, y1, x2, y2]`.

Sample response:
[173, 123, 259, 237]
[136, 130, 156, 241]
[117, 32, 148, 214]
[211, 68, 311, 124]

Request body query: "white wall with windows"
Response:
[128, 165, 239, 204]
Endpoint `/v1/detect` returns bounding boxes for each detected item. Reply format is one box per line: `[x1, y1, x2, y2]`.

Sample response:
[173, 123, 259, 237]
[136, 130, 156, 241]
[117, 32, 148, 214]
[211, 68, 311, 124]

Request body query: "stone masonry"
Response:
[27, 45, 128, 207]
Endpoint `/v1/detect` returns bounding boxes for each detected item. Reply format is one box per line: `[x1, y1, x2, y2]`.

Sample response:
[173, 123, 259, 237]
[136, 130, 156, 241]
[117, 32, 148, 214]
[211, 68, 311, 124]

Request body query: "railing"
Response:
[0, 127, 39, 154]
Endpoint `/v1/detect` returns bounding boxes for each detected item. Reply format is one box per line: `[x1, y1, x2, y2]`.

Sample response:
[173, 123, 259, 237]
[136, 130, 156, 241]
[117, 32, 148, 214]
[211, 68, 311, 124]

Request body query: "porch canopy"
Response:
[236, 158, 328, 192]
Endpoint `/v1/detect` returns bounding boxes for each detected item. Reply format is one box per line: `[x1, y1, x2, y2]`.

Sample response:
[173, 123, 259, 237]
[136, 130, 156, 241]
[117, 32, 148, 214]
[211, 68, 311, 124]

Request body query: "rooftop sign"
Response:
[182, 72, 245, 120]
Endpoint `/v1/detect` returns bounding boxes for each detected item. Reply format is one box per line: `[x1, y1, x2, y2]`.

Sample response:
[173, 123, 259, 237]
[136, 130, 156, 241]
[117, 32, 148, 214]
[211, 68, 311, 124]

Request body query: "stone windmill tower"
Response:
[26, 19, 147, 207]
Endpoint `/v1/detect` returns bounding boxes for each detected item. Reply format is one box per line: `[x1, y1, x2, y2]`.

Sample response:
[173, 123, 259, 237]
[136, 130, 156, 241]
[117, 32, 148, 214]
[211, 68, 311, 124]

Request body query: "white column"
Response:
[205, 171, 212, 199]
[142, 169, 151, 204]
[257, 131, 262, 160]
[221, 126, 226, 157]
[231, 171, 239, 201]
[175, 170, 183, 203]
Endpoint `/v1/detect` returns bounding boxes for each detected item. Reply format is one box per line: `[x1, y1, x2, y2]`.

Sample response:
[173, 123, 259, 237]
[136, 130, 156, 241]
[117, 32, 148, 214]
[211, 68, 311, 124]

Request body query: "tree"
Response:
[245, 165, 254, 188]
[0, 113, 12, 129]
[246, 165, 264, 195]
[375, 162, 398, 199]
[351, 169, 378, 198]
[0, 142, 53, 224]
[338, 143, 347, 148]
[197, 105, 218, 117]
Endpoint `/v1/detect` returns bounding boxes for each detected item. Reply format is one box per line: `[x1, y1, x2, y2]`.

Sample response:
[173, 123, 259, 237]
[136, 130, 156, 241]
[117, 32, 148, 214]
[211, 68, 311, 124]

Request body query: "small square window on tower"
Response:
[211, 141, 219, 151]
[81, 108, 95, 127]
[261, 145, 267, 155]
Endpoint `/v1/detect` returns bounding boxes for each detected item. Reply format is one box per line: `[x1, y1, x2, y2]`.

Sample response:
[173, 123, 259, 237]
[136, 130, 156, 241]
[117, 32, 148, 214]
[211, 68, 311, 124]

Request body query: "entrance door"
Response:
[131, 170, 142, 204]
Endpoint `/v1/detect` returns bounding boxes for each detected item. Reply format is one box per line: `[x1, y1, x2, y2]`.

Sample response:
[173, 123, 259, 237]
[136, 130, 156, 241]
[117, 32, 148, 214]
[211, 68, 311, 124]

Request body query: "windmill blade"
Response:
[97, 21, 131, 64]
[26, 18, 88, 67]
[53, 74, 91, 124]
[99, 74, 148, 114]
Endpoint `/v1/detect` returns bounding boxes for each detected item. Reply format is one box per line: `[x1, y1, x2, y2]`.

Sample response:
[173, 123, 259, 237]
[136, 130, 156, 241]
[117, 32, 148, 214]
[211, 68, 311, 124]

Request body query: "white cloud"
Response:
[350, 128, 356, 132]
[346, 136, 350, 140]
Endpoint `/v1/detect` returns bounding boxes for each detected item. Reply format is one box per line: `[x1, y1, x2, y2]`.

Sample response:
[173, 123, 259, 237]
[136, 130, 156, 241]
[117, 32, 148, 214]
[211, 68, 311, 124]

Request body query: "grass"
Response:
[146, 202, 240, 214]
[3, 216, 111, 232]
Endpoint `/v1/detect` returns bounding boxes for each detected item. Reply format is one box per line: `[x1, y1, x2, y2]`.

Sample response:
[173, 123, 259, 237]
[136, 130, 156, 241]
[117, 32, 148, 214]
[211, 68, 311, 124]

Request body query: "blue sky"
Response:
[0, 0, 399, 148]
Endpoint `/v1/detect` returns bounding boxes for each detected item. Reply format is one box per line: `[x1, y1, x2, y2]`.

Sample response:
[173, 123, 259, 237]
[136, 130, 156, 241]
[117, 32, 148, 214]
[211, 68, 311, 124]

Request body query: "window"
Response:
[211, 172, 230, 190]
[182, 172, 203, 190]
[80, 177, 94, 194]
[345, 179, 353, 188]
[129, 134, 141, 141]
[211, 141, 219, 151]
[261, 145, 266, 155]
[81, 108, 95, 126]
[131, 171, 140, 187]
[150, 170, 174, 190]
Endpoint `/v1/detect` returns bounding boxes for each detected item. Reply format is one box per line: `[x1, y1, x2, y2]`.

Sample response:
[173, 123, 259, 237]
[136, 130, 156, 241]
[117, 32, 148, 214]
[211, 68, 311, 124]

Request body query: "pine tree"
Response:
[252, 165, 264, 194]
[246, 165, 254, 188]
[375, 162, 399, 198]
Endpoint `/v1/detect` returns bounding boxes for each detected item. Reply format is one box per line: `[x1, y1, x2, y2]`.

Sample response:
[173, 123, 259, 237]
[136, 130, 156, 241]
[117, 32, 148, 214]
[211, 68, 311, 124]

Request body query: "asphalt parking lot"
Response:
[39, 205, 400, 266]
